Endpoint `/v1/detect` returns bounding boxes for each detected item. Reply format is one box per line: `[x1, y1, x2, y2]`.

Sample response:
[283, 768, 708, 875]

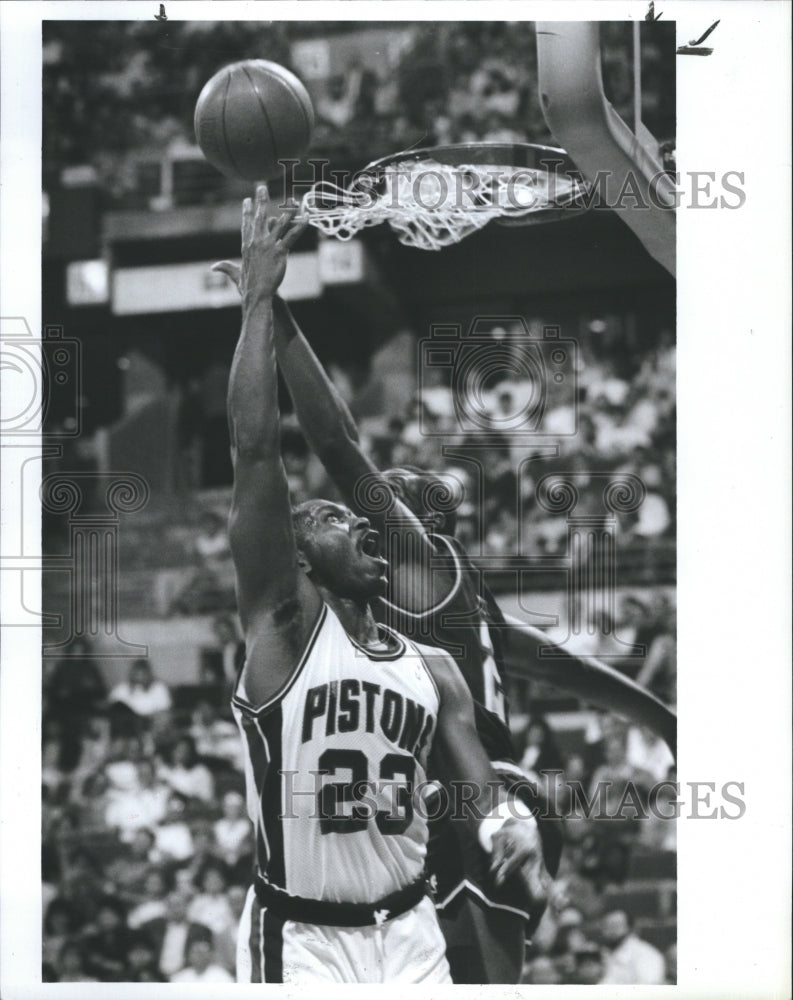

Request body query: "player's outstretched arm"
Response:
[215, 247, 369, 488]
[218, 187, 320, 704]
[496, 613, 676, 755]
[426, 649, 553, 907]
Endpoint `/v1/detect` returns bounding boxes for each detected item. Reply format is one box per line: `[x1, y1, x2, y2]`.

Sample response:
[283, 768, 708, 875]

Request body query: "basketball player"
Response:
[220, 186, 550, 984]
[215, 193, 676, 983]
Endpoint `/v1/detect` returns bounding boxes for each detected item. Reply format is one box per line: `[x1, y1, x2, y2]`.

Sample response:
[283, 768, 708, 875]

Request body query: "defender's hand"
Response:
[490, 815, 551, 907]
[212, 185, 306, 306]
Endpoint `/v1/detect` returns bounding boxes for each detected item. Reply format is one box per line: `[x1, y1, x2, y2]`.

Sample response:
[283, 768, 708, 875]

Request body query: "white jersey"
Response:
[231, 603, 441, 905]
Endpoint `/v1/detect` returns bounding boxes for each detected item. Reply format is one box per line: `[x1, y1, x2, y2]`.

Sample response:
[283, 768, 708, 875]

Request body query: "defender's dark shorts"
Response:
[427, 761, 563, 984]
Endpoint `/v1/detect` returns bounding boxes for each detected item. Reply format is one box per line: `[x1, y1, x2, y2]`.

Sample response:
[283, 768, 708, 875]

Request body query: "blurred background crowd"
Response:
[41, 18, 677, 985]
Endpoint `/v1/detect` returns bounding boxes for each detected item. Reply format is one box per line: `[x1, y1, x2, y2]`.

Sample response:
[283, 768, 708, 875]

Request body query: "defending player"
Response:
[221, 186, 550, 984]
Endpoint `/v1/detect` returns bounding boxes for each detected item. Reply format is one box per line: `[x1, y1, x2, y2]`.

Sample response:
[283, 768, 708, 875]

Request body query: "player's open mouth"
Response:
[360, 529, 381, 557]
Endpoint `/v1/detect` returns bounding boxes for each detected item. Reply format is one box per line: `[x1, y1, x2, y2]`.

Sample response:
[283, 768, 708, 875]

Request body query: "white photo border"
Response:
[1, 2, 790, 998]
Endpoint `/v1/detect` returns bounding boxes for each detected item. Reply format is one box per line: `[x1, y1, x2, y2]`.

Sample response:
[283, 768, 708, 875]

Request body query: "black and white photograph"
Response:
[0, 2, 789, 996]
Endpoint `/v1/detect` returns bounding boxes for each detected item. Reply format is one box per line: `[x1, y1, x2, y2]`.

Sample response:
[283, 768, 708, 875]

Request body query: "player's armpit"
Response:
[385, 546, 459, 617]
[234, 575, 321, 710]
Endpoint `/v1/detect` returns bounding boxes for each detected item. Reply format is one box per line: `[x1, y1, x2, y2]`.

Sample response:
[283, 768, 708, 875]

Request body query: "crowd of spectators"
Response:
[295, 22, 676, 179]
[306, 24, 553, 159]
[42, 638, 247, 983]
[522, 907, 674, 985]
[318, 21, 675, 167]
[42, 627, 675, 984]
[44, 312, 674, 627]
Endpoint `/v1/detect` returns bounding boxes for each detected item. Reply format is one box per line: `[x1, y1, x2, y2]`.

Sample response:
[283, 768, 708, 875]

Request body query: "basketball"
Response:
[194, 59, 314, 181]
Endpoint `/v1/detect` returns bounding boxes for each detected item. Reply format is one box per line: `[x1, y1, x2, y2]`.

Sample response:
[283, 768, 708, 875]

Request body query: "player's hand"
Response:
[490, 815, 551, 907]
[212, 185, 306, 306]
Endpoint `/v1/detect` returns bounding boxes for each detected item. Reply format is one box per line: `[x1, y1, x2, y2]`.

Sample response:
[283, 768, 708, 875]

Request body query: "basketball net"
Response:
[301, 159, 584, 251]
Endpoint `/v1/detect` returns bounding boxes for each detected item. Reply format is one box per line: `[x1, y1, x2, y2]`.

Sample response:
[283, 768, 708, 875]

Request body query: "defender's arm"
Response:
[273, 295, 362, 451]
[497, 613, 676, 756]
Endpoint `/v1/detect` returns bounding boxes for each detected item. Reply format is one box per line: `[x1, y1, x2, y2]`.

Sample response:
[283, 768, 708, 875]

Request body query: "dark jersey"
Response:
[375, 532, 514, 763]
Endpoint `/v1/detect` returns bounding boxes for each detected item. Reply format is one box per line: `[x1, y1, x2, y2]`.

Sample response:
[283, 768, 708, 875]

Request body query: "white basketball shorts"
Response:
[237, 885, 451, 984]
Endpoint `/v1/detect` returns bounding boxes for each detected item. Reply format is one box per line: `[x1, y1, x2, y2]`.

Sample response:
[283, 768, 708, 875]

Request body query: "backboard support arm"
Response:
[537, 21, 676, 277]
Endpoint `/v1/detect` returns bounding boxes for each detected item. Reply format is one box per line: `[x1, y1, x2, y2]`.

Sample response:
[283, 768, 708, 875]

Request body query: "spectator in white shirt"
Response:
[626, 726, 675, 783]
[194, 509, 230, 564]
[213, 790, 252, 867]
[190, 701, 244, 771]
[187, 863, 235, 939]
[104, 735, 145, 794]
[153, 792, 194, 863]
[158, 734, 214, 804]
[598, 909, 665, 984]
[170, 936, 234, 984]
[106, 758, 170, 840]
[631, 490, 671, 538]
[127, 868, 171, 929]
[109, 659, 172, 720]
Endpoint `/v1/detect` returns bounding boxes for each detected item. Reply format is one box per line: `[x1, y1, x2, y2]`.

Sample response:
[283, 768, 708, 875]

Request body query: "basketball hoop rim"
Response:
[362, 141, 590, 226]
[364, 141, 581, 176]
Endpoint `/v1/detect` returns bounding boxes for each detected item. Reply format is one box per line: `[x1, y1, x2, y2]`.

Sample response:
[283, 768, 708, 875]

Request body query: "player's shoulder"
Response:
[430, 531, 476, 567]
[410, 638, 455, 668]
[379, 530, 461, 618]
[429, 532, 483, 603]
[411, 639, 472, 705]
